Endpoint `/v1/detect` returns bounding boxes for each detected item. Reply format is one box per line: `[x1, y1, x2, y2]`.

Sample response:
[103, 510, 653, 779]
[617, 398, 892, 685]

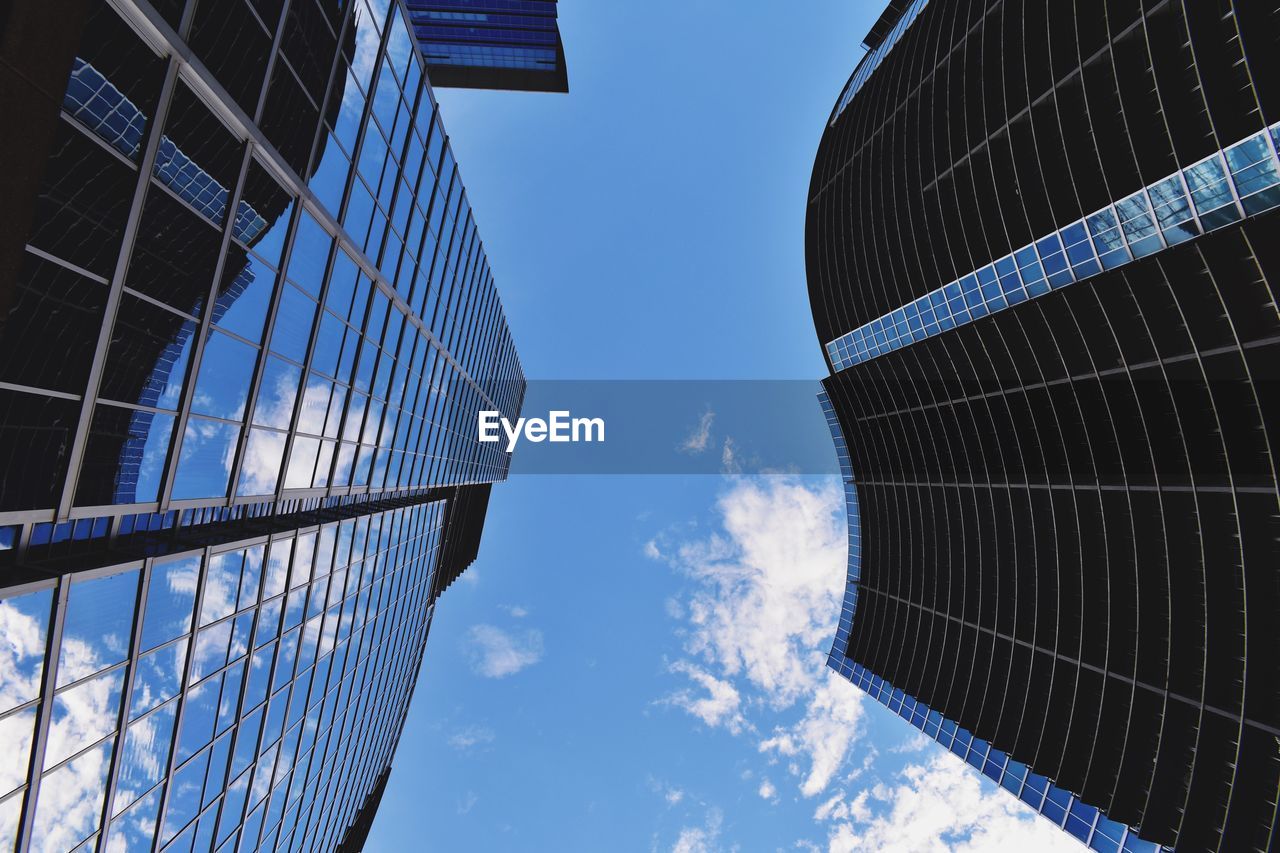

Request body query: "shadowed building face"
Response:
[808, 2, 1280, 851]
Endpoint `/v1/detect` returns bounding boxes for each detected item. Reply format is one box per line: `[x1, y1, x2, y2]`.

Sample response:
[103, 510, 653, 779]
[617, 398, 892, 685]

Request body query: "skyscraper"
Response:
[403, 1, 569, 93]
[0, 0, 528, 849]
[809, 2, 1279, 851]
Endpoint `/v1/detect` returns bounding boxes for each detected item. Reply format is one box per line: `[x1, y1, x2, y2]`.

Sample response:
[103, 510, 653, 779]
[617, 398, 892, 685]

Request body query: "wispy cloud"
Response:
[659, 659, 749, 734]
[680, 409, 716, 453]
[659, 479, 863, 798]
[466, 624, 544, 678]
[672, 808, 723, 853]
[656, 478, 1070, 848]
[818, 751, 1081, 852]
[448, 725, 496, 751]
[501, 604, 529, 619]
[646, 776, 686, 806]
[719, 437, 741, 474]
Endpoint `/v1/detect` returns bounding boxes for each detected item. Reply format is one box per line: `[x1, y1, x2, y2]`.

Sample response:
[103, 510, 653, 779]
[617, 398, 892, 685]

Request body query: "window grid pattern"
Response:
[809, 1, 1280, 849]
[0, 0, 524, 539]
[820, 392, 1167, 853]
[830, 0, 929, 124]
[0, 501, 446, 853]
[825, 123, 1280, 372]
[402, 0, 566, 91]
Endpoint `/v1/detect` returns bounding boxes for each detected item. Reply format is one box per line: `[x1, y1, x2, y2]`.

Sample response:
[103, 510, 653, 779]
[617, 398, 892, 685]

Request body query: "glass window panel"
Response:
[31, 738, 113, 853]
[245, 644, 275, 712]
[343, 394, 367, 442]
[344, 179, 377, 248]
[286, 212, 332, 296]
[333, 443, 356, 487]
[175, 676, 222, 765]
[231, 709, 263, 780]
[310, 313, 345, 378]
[129, 640, 187, 719]
[111, 700, 176, 816]
[313, 440, 337, 488]
[0, 588, 54, 714]
[253, 356, 302, 430]
[239, 162, 293, 268]
[256, 599, 282, 648]
[172, 416, 240, 500]
[76, 405, 175, 506]
[284, 437, 321, 489]
[329, 71, 366, 153]
[191, 330, 259, 421]
[217, 771, 250, 846]
[307, 134, 351, 218]
[157, 83, 240, 229]
[140, 555, 201, 652]
[159, 745, 207, 844]
[1185, 157, 1236, 214]
[127, 189, 224, 317]
[237, 428, 286, 497]
[106, 785, 164, 853]
[269, 284, 317, 363]
[46, 667, 125, 768]
[201, 550, 248, 626]
[212, 252, 277, 345]
[0, 707, 36, 796]
[291, 534, 316, 590]
[297, 376, 334, 436]
[59, 570, 139, 687]
[264, 540, 292, 600]
[325, 251, 360, 317]
[191, 620, 233, 682]
[101, 294, 197, 411]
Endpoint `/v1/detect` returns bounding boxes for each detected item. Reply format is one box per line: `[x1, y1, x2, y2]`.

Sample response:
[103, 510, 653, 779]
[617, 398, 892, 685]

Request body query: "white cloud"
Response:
[759, 673, 864, 797]
[501, 605, 529, 619]
[466, 624, 543, 678]
[457, 791, 479, 815]
[448, 725, 496, 751]
[672, 808, 723, 853]
[680, 410, 716, 453]
[720, 438, 741, 474]
[644, 539, 663, 560]
[660, 660, 748, 734]
[647, 776, 686, 806]
[818, 752, 1082, 853]
[658, 477, 1073, 851]
[661, 478, 860, 798]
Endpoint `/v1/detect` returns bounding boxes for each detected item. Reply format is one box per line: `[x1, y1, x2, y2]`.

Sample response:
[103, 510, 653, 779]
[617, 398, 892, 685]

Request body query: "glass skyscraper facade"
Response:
[809, 2, 1279, 851]
[0, 0, 527, 849]
[404, 1, 568, 94]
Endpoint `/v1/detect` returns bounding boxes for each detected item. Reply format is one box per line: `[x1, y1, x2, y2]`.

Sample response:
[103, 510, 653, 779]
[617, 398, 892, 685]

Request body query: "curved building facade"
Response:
[808, 2, 1280, 851]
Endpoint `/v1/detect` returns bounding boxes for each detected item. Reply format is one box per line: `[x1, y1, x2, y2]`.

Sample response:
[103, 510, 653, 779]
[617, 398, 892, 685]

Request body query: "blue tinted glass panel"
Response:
[172, 417, 239, 500]
[191, 331, 258, 421]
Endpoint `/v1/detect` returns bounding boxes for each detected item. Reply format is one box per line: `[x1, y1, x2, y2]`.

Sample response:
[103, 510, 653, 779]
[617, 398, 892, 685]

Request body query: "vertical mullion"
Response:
[158, 142, 255, 511]
[94, 559, 154, 844]
[1216, 151, 1249, 220]
[57, 58, 182, 521]
[252, 0, 295, 128]
[272, 4, 395, 508]
[1174, 169, 1207, 235]
[147, 545, 213, 853]
[14, 577, 71, 853]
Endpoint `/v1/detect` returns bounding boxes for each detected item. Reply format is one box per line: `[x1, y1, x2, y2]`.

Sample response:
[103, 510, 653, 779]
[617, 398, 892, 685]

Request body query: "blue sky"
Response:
[367, 3, 1084, 851]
